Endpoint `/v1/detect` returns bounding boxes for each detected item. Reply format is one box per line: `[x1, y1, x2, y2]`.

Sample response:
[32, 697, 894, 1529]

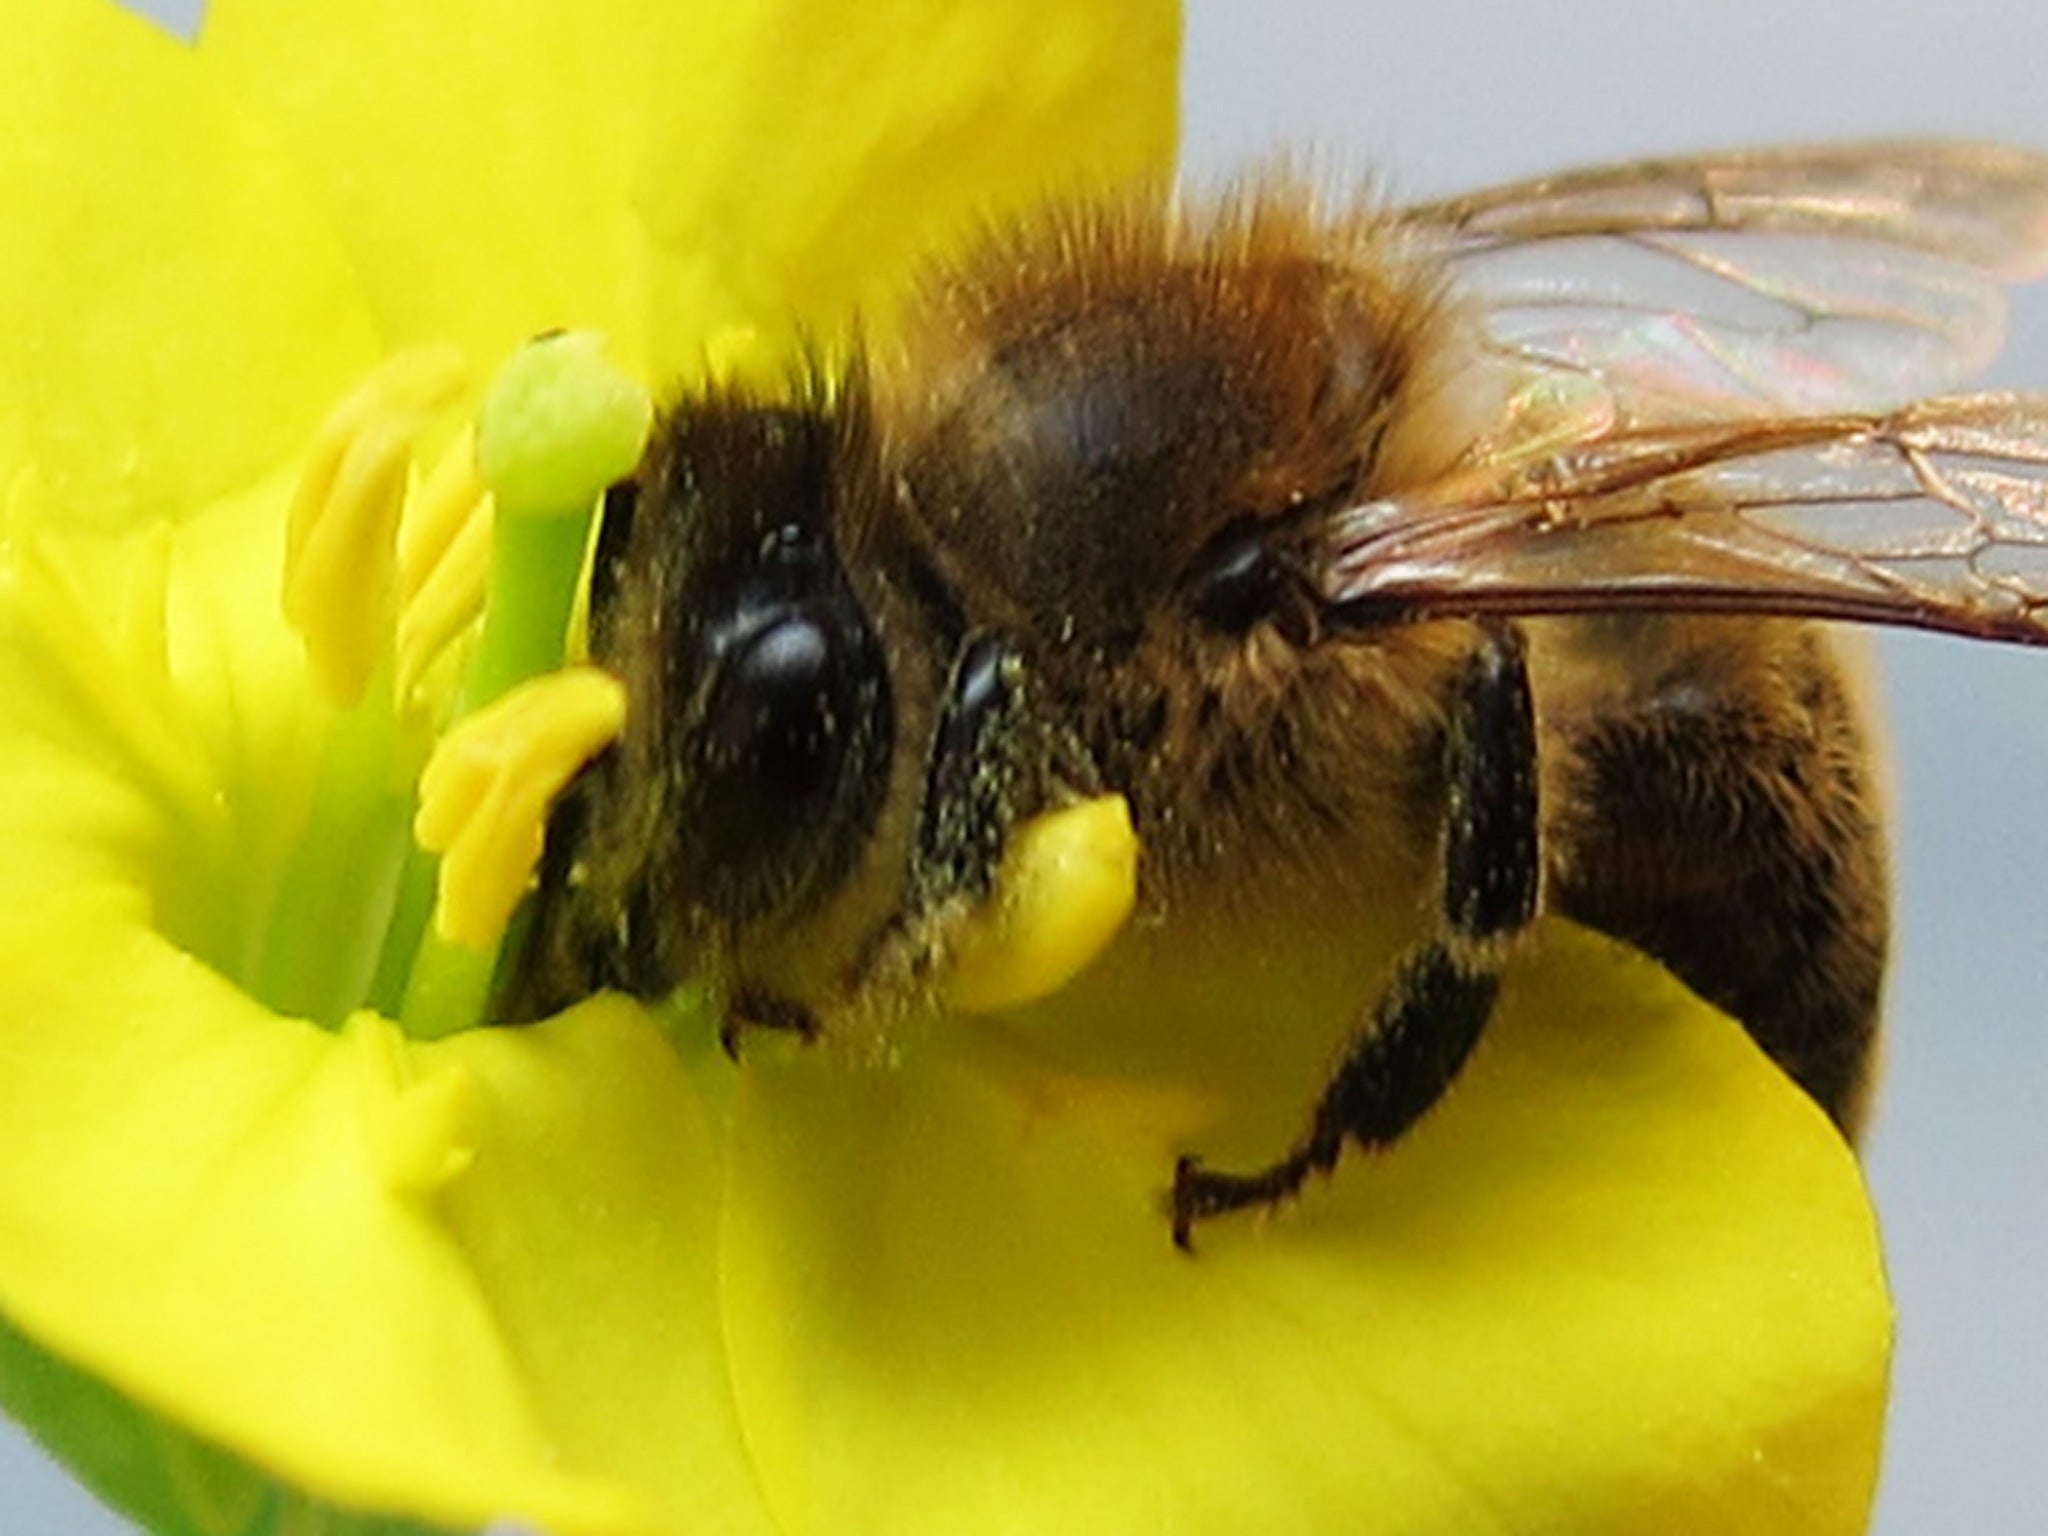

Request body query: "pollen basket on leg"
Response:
[944, 793, 1140, 1014]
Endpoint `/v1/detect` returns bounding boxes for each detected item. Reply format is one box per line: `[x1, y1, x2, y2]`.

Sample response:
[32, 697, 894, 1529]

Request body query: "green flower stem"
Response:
[254, 657, 415, 1030]
[396, 927, 500, 1043]
[456, 511, 597, 716]
[366, 855, 438, 1019]
[395, 514, 594, 1039]
[374, 472, 616, 1020]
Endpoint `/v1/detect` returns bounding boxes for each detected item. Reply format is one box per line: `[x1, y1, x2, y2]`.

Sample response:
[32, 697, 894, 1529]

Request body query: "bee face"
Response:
[609, 402, 895, 933]
[526, 397, 910, 1014]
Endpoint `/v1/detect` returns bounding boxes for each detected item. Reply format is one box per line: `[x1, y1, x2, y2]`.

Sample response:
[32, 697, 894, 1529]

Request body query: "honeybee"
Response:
[515, 142, 2048, 1248]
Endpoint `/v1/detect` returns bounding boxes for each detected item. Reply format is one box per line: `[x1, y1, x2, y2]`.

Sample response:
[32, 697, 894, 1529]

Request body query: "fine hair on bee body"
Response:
[515, 142, 2048, 1247]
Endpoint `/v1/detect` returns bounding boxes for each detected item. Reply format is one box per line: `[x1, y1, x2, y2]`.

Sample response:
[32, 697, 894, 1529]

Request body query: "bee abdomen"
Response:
[1545, 619, 1888, 1133]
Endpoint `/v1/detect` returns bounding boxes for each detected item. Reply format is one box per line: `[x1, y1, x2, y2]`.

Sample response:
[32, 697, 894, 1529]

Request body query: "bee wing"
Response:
[1402, 142, 2048, 420]
[1319, 393, 2048, 646]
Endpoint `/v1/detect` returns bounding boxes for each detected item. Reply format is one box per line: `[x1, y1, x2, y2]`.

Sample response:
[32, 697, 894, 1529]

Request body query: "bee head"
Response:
[494, 387, 905, 1020]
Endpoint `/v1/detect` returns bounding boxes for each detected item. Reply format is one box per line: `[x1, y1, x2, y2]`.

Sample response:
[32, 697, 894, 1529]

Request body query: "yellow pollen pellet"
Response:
[414, 666, 627, 953]
[944, 794, 1140, 1014]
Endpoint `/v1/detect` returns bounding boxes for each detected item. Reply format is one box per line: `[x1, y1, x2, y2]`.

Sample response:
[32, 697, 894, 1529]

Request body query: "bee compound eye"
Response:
[1186, 520, 1287, 636]
[700, 611, 842, 824]
[683, 590, 892, 923]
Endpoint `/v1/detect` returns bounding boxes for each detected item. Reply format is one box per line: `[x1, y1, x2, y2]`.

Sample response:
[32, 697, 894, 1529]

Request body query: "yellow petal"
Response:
[0, 890, 650, 1533]
[0, 470, 405, 1017]
[197, 0, 657, 381]
[721, 922, 1889, 1535]
[430, 1001, 781, 1534]
[198, 0, 1180, 384]
[0, 882, 795, 1532]
[622, 0, 1184, 374]
[0, 0, 378, 530]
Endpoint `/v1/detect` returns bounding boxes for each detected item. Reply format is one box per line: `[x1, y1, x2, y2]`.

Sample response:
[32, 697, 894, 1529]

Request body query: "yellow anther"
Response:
[413, 666, 627, 953]
[282, 347, 466, 707]
[397, 498, 494, 705]
[944, 794, 1140, 1014]
[398, 423, 487, 606]
[396, 427, 494, 703]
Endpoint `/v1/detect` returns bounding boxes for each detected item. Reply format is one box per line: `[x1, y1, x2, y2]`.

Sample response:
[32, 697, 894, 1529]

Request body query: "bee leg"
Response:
[719, 988, 823, 1061]
[913, 634, 1026, 906]
[1171, 621, 1539, 1249]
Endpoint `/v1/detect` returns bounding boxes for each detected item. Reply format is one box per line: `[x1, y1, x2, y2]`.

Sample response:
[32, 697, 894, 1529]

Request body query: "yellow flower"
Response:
[0, 2, 1888, 1534]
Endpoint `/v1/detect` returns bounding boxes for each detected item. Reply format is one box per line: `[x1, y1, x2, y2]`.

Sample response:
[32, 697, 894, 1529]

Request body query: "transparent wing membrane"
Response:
[1405, 142, 2048, 421]
[1321, 394, 2048, 645]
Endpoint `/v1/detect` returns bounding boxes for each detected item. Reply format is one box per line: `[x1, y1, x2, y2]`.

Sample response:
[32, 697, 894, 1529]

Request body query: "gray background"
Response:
[4, 0, 2044, 1531]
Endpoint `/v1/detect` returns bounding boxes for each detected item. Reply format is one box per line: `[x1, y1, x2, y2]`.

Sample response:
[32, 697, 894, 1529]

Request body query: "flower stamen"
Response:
[395, 426, 493, 707]
[414, 666, 626, 955]
[383, 333, 650, 1038]
[282, 347, 467, 709]
[458, 332, 651, 712]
